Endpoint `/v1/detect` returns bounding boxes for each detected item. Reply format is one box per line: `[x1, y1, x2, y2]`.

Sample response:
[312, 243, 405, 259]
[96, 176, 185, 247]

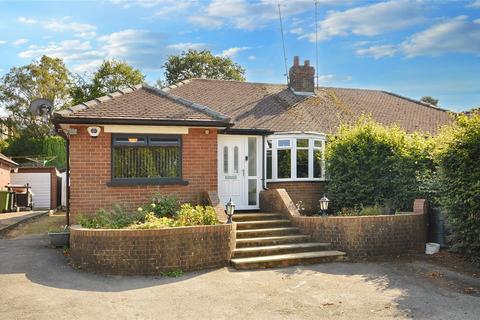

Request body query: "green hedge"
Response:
[326, 117, 433, 212]
[435, 113, 480, 263]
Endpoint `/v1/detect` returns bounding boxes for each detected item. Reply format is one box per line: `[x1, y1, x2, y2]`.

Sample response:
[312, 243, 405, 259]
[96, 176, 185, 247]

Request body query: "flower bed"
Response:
[70, 223, 236, 275]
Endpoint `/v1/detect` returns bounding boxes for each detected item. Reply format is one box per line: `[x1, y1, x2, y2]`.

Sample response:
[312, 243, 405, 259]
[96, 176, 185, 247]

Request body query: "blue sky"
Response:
[0, 0, 479, 111]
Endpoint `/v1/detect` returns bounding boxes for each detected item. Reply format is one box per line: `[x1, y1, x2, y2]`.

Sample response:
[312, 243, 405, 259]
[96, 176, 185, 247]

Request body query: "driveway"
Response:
[0, 235, 478, 320]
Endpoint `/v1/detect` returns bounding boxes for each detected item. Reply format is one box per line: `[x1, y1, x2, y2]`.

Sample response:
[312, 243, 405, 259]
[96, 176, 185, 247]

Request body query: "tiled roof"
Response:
[167, 79, 454, 135]
[54, 84, 232, 126]
[0, 153, 18, 167]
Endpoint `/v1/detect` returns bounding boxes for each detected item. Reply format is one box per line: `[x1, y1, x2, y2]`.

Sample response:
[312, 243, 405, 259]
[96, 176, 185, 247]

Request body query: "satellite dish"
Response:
[29, 98, 53, 116]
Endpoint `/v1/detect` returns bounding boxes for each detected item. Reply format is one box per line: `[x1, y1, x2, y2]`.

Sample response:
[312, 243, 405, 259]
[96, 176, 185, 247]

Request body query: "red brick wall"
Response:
[267, 181, 327, 214]
[0, 162, 12, 190]
[69, 126, 217, 221]
[17, 167, 59, 209]
[70, 223, 236, 275]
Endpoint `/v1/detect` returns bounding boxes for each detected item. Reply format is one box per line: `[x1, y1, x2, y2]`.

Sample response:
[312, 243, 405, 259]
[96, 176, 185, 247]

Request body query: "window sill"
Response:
[107, 178, 189, 186]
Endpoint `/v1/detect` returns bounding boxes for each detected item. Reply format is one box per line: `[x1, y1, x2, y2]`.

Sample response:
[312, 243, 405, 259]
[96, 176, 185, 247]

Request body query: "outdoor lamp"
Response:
[319, 195, 330, 215]
[225, 198, 236, 224]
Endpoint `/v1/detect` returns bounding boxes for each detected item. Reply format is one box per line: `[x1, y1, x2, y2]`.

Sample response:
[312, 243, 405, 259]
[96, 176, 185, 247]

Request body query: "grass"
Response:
[3, 211, 66, 239]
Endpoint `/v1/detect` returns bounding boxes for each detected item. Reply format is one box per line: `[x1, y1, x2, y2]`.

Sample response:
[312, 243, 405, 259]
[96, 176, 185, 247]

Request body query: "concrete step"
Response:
[235, 219, 292, 230]
[233, 213, 285, 222]
[236, 227, 300, 239]
[231, 251, 347, 270]
[232, 242, 331, 258]
[236, 235, 312, 248]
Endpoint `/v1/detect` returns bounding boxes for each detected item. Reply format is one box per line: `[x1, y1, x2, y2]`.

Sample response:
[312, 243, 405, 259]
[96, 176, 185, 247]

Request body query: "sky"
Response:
[0, 0, 479, 112]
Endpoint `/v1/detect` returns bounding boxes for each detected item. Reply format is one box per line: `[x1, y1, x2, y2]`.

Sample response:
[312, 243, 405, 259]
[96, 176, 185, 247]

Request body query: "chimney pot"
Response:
[288, 56, 315, 94]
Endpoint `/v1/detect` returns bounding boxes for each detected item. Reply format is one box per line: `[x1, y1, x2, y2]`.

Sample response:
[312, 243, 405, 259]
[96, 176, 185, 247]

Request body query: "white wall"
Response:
[11, 172, 51, 209]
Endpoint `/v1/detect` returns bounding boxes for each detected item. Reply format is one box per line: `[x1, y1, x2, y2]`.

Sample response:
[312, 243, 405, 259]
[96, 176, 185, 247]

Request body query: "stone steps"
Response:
[231, 251, 347, 270]
[233, 213, 285, 222]
[231, 212, 346, 270]
[236, 235, 312, 248]
[232, 242, 331, 258]
[236, 227, 300, 238]
[235, 219, 292, 230]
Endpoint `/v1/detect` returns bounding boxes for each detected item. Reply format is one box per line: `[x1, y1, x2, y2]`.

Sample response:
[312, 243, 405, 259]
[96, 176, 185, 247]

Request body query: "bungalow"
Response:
[53, 56, 452, 221]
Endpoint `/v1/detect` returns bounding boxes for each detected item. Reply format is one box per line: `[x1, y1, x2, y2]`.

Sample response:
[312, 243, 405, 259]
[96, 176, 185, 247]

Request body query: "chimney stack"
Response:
[288, 56, 315, 95]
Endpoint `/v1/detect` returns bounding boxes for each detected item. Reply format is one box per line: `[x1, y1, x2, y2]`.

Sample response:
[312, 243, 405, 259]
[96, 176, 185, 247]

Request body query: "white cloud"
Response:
[18, 40, 101, 62]
[467, 0, 480, 8]
[248, 55, 256, 60]
[402, 16, 480, 57]
[13, 38, 29, 46]
[356, 44, 398, 59]
[189, 0, 342, 30]
[43, 17, 97, 39]
[220, 46, 250, 58]
[70, 59, 103, 73]
[317, 74, 352, 84]
[290, 27, 304, 35]
[98, 29, 169, 70]
[300, 0, 426, 42]
[18, 17, 37, 25]
[166, 42, 208, 52]
[0, 40, 7, 45]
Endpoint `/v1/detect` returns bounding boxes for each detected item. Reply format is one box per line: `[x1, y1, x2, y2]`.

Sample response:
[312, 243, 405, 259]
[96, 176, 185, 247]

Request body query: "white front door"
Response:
[218, 135, 261, 210]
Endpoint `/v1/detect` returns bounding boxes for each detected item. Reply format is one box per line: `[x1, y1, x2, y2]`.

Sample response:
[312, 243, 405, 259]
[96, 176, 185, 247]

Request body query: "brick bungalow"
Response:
[53, 56, 453, 222]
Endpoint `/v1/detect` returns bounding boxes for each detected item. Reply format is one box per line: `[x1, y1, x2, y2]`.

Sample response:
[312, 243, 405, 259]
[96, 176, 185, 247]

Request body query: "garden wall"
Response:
[70, 223, 236, 275]
[260, 189, 428, 257]
[267, 181, 328, 214]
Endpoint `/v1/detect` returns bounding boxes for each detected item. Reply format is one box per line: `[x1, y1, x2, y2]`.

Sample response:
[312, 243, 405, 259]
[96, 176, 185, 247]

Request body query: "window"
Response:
[112, 134, 181, 183]
[266, 135, 326, 181]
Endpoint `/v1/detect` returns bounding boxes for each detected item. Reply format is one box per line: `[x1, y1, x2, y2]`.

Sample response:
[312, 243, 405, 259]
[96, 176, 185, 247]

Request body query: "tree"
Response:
[0, 55, 72, 138]
[421, 96, 439, 106]
[71, 60, 145, 105]
[161, 50, 246, 86]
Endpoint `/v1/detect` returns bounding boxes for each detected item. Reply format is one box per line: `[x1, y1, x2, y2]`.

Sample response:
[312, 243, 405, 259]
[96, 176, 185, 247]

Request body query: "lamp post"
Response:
[319, 195, 330, 216]
[225, 198, 236, 224]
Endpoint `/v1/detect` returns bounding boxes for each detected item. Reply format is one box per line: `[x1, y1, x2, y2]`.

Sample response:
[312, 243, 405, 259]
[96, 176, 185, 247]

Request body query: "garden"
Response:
[320, 113, 480, 265]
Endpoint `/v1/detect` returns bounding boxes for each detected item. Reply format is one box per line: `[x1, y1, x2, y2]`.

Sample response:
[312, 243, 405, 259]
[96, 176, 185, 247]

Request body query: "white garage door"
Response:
[11, 173, 51, 209]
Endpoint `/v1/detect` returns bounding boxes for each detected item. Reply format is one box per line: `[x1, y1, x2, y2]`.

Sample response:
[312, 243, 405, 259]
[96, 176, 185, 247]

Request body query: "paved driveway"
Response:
[0, 235, 479, 320]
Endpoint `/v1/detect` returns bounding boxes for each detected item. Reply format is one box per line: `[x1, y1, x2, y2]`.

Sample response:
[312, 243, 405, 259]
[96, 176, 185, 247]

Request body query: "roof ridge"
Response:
[381, 90, 452, 113]
[142, 85, 231, 122]
[55, 84, 143, 117]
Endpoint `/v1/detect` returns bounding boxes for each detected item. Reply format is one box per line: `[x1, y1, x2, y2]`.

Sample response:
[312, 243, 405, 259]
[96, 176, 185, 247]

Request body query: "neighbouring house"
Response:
[53, 56, 453, 220]
[0, 153, 18, 189]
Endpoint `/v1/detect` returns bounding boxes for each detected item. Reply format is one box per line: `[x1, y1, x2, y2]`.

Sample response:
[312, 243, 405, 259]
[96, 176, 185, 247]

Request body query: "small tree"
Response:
[71, 60, 145, 105]
[326, 117, 433, 212]
[421, 96, 439, 106]
[434, 113, 480, 264]
[161, 50, 246, 85]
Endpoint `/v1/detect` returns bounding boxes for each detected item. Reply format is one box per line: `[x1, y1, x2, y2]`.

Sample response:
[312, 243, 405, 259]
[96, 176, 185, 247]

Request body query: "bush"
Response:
[336, 205, 383, 216]
[78, 204, 143, 229]
[326, 117, 433, 212]
[139, 194, 179, 218]
[128, 212, 175, 229]
[175, 204, 218, 226]
[435, 113, 480, 264]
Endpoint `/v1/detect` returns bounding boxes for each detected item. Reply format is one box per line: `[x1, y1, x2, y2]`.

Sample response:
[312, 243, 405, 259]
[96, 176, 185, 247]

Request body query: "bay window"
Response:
[265, 134, 326, 181]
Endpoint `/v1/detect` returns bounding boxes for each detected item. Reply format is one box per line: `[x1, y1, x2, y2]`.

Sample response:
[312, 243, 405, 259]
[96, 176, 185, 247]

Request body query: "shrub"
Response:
[78, 204, 143, 229]
[326, 117, 433, 212]
[434, 113, 480, 264]
[139, 194, 179, 218]
[336, 205, 383, 216]
[128, 212, 175, 229]
[175, 204, 218, 226]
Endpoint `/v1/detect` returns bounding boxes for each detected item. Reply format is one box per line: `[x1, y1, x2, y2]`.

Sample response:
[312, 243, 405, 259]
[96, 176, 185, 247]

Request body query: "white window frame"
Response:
[265, 133, 327, 182]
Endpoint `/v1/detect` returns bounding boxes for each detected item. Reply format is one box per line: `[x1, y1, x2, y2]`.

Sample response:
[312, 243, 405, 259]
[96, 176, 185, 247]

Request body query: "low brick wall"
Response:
[267, 181, 328, 214]
[70, 223, 236, 275]
[260, 189, 428, 257]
